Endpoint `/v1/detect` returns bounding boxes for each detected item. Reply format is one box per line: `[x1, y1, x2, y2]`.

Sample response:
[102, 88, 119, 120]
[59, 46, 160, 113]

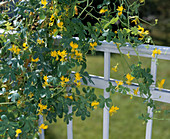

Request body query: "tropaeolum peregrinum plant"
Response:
[0, 0, 165, 138]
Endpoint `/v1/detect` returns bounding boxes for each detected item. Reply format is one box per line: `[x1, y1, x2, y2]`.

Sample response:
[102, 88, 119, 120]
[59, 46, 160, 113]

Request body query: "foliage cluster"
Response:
[0, 0, 164, 138]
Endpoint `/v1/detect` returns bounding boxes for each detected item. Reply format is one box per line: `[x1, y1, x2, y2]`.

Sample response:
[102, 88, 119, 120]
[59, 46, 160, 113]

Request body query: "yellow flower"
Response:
[112, 63, 119, 72]
[90, 42, 97, 50]
[23, 43, 28, 50]
[28, 93, 34, 98]
[158, 79, 165, 90]
[91, 101, 99, 109]
[130, 95, 133, 99]
[77, 82, 81, 87]
[152, 48, 161, 58]
[114, 31, 117, 34]
[155, 19, 158, 24]
[64, 77, 69, 82]
[8, 45, 21, 55]
[52, 29, 57, 36]
[134, 87, 139, 95]
[109, 106, 119, 116]
[75, 50, 83, 62]
[75, 72, 82, 81]
[51, 51, 57, 57]
[57, 50, 67, 61]
[65, 95, 73, 100]
[117, 6, 123, 12]
[143, 30, 149, 35]
[115, 80, 123, 90]
[126, 73, 135, 85]
[126, 52, 130, 59]
[17, 100, 21, 106]
[60, 76, 69, 87]
[49, 22, 54, 26]
[39, 124, 48, 133]
[99, 9, 108, 14]
[131, 18, 139, 25]
[31, 57, 39, 62]
[57, 22, 64, 28]
[37, 39, 44, 44]
[74, 6, 78, 15]
[70, 41, 78, 52]
[15, 129, 22, 137]
[157, 49, 161, 55]
[30, 12, 33, 16]
[118, 11, 122, 16]
[117, 6, 124, 16]
[50, 14, 54, 21]
[37, 103, 47, 115]
[41, 0, 47, 8]
[138, 25, 144, 33]
[58, 50, 67, 57]
[43, 76, 48, 82]
[5, 22, 13, 30]
[60, 76, 65, 81]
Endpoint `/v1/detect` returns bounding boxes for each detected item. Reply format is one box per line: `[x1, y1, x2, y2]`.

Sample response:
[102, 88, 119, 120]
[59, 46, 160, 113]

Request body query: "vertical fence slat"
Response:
[67, 87, 73, 139]
[145, 58, 157, 139]
[103, 52, 110, 139]
[39, 115, 45, 139]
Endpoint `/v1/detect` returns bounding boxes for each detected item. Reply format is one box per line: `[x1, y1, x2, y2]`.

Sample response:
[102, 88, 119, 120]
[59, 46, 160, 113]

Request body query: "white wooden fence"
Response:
[39, 42, 170, 139]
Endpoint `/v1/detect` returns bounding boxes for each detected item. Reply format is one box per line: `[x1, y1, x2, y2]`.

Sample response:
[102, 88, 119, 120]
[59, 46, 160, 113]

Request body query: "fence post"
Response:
[39, 114, 45, 139]
[145, 58, 157, 139]
[103, 52, 110, 139]
[67, 87, 73, 139]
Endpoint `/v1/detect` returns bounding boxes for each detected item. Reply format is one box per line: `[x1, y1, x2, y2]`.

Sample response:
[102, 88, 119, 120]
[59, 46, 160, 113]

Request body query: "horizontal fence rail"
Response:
[71, 72, 170, 104]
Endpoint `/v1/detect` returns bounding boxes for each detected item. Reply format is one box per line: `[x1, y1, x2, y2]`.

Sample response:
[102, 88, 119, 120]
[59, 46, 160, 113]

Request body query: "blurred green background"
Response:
[45, 55, 170, 139]
[46, 0, 170, 138]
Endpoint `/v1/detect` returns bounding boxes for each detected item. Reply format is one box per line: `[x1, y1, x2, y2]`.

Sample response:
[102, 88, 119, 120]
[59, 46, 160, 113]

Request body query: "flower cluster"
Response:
[109, 106, 119, 116]
[126, 73, 135, 85]
[137, 25, 149, 40]
[60, 76, 69, 87]
[41, 0, 47, 8]
[115, 80, 123, 90]
[89, 42, 97, 50]
[43, 76, 49, 87]
[112, 63, 119, 72]
[39, 124, 48, 133]
[74, 72, 82, 87]
[8, 44, 21, 55]
[152, 48, 161, 58]
[91, 101, 99, 109]
[117, 6, 124, 16]
[37, 102, 47, 115]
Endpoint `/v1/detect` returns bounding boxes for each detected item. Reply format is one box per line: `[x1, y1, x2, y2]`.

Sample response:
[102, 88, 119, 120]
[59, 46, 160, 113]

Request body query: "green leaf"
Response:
[76, 88, 80, 95]
[104, 16, 119, 29]
[131, 26, 138, 35]
[106, 87, 110, 92]
[8, 90, 20, 102]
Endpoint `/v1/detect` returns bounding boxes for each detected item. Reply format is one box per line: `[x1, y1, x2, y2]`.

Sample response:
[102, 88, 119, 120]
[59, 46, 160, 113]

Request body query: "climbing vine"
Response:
[0, 0, 166, 138]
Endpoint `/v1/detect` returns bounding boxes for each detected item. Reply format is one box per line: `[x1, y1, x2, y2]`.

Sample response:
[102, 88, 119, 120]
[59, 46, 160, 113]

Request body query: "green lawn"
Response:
[45, 54, 170, 139]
